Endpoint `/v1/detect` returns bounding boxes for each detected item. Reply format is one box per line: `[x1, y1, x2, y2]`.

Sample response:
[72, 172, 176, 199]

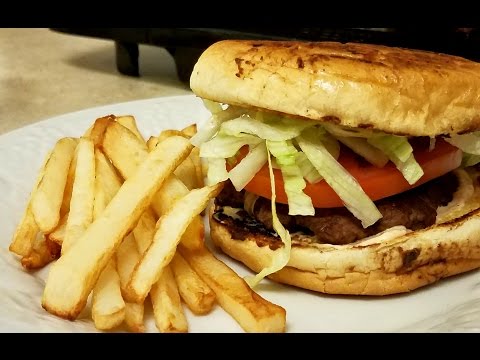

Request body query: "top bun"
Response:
[190, 40, 480, 137]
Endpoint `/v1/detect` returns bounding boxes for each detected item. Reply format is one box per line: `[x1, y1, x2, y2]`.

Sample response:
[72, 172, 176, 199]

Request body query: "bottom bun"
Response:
[210, 170, 480, 295]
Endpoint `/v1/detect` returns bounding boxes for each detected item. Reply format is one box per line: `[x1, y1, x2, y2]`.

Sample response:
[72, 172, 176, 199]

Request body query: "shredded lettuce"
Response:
[295, 152, 323, 183]
[228, 142, 268, 191]
[221, 115, 315, 141]
[206, 158, 228, 185]
[202, 99, 223, 114]
[190, 106, 245, 147]
[368, 135, 424, 184]
[245, 148, 292, 288]
[367, 135, 413, 162]
[267, 140, 314, 216]
[392, 154, 424, 184]
[297, 132, 382, 227]
[200, 132, 262, 158]
[462, 153, 480, 167]
[445, 132, 480, 155]
[337, 136, 389, 167]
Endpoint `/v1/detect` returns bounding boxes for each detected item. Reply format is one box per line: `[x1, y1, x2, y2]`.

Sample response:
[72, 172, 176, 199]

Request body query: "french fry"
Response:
[87, 115, 115, 147]
[102, 123, 149, 180]
[181, 123, 197, 138]
[116, 234, 139, 297]
[10, 207, 39, 257]
[146, 136, 158, 152]
[42, 135, 192, 320]
[91, 258, 125, 330]
[174, 156, 198, 190]
[152, 130, 201, 189]
[94, 149, 123, 203]
[116, 115, 144, 141]
[124, 303, 145, 333]
[48, 213, 68, 245]
[60, 147, 78, 218]
[132, 208, 157, 255]
[116, 233, 145, 332]
[91, 151, 125, 331]
[62, 138, 95, 254]
[170, 252, 216, 315]
[31, 137, 77, 233]
[21, 236, 61, 270]
[190, 147, 205, 188]
[158, 129, 189, 143]
[126, 184, 223, 303]
[150, 265, 188, 333]
[179, 246, 286, 333]
[103, 122, 204, 250]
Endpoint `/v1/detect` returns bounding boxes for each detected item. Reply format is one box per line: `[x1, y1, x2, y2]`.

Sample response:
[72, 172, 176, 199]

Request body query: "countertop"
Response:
[0, 28, 191, 135]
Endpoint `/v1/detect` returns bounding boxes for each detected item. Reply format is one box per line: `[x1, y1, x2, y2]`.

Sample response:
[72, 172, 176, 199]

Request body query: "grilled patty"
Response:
[213, 173, 458, 245]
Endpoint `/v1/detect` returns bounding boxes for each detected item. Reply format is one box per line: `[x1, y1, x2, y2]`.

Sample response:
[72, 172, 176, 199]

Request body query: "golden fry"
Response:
[21, 236, 61, 270]
[126, 184, 222, 303]
[92, 258, 125, 330]
[42, 135, 192, 320]
[157, 129, 189, 143]
[170, 252, 216, 315]
[132, 208, 157, 255]
[103, 122, 204, 250]
[62, 138, 95, 254]
[87, 115, 115, 147]
[9, 207, 40, 257]
[116, 233, 145, 332]
[124, 302, 145, 333]
[179, 246, 286, 333]
[146, 136, 158, 152]
[91, 154, 125, 331]
[116, 115, 144, 141]
[181, 123, 197, 138]
[48, 213, 68, 245]
[150, 265, 188, 333]
[31, 137, 77, 233]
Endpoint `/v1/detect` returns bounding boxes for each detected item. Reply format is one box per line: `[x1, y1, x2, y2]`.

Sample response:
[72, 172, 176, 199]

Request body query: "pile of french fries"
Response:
[8, 114, 286, 333]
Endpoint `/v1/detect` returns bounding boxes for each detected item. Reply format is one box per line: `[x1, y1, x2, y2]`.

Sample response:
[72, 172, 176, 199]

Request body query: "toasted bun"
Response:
[209, 169, 480, 295]
[190, 40, 480, 137]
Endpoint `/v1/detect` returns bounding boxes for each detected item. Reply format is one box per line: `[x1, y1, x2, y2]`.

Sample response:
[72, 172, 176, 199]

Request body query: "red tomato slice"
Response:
[228, 138, 462, 208]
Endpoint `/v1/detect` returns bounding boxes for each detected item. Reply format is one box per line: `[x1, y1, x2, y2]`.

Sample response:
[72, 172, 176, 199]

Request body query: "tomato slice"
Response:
[228, 138, 462, 208]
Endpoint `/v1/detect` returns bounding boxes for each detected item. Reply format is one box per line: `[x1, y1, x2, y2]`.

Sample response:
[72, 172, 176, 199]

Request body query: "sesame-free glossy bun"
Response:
[190, 40, 480, 136]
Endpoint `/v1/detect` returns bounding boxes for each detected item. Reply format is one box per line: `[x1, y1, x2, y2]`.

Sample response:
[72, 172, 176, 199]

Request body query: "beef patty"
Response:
[213, 173, 458, 245]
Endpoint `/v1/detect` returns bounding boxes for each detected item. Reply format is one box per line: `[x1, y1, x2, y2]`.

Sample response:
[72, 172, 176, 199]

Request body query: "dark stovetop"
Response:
[51, 28, 480, 84]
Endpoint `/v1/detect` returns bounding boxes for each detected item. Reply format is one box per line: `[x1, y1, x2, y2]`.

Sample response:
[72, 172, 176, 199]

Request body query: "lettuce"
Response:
[337, 136, 389, 167]
[228, 142, 268, 191]
[368, 135, 424, 184]
[267, 140, 314, 216]
[206, 158, 228, 185]
[245, 148, 292, 288]
[295, 152, 323, 183]
[200, 132, 262, 158]
[445, 132, 480, 155]
[221, 115, 316, 141]
[190, 106, 245, 147]
[297, 132, 382, 227]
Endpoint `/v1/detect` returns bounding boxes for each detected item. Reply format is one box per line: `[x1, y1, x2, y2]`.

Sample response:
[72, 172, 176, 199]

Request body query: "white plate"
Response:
[2, 94, 480, 333]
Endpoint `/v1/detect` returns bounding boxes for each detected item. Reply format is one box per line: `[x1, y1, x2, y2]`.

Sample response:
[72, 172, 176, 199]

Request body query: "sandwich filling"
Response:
[192, 101, 480, 286]
[213, 173, 458, 247]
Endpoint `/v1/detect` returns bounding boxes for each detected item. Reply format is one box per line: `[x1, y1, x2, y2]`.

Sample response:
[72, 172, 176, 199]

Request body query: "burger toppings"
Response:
[214, 172, 458, 246]
[193, 101, 469, 286]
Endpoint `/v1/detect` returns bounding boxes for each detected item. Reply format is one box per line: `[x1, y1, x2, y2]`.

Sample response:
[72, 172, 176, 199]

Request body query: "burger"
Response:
[188, 40, 480, 295]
